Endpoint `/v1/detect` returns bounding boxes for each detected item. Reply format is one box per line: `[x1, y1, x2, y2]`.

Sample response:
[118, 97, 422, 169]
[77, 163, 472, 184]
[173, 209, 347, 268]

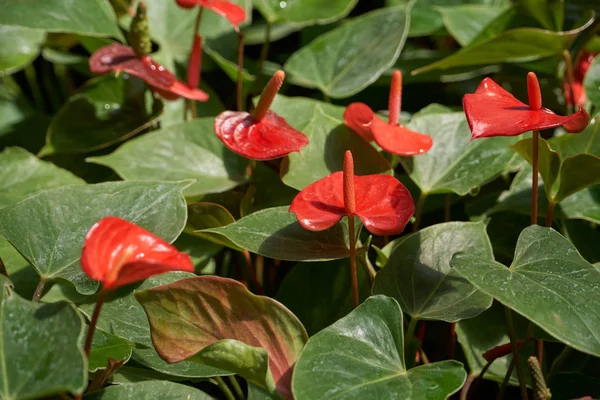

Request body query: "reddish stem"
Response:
[531, 130, 539, 225]
[252, 70, 284, 121]
[545, 201, 555, 227]
[448, 322, 456, 359]
[389, 70, 402, 125]
[84, 290, 107, 357]
[242, 249, 264, 295]
[344, 151, 359, 308]
[236, 32, 245, 112]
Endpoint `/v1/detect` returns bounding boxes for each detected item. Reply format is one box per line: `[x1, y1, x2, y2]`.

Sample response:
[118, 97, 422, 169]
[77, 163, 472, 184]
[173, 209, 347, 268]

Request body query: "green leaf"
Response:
[276, 259, 371, 335]
[0, 146, 84, 209]
[269, 95, 390, 190]
[550, 118, 600, 159]
[174, 232, 222, 273]
[0, 237, 38, 299]
[84, 381, 214, 400]
[292, 295, 467, 399]
[88, 330, 133, 372]
[521, 0, 564, 31]
[452, 225, 600, 357]
[284, 6, 409, 98]
[201, 206, 352, 261]
[250, 162, 299, 212]
[0, 180, 190, 294]
[555, 153, 600, 202]
[0, 0, 122, 39]
[88, 119, 247, 197]
[254, 0, 357, 24]
[400, 111, 517, 195]
[185, 202, 240, 250]
[511, 136, 561, 200]
[159, 83, 225, 128]
[437, 4, 510, 46]
[413, 20, 592, 74]
[0, 25, 45, 75]
[40, 75, 163, 156]
[0, 278, 87, 399]
[135, 276, 308, 398]
[373, 222, 493, 322]
[583, 54, 600, 108]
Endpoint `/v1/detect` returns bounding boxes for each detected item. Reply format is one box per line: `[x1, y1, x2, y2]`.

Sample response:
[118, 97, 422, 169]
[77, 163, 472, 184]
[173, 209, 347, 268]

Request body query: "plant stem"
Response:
[357, 254, 375, 286]
[531, 131, 539, 225]
[448, 322, 456, 359]
[460, 373, 477, 400]
[545, 201, 555, 227]
[228, 376, 244, 400]
[32, 278, 46, 302]
[563, 49, 575, 115]
[412, 193, 427, 232]
[24, 64, 45, 111]
[405, 317, 419, 368]
[255, 255, 264, 290]
[84, 291, 107, 357]
[188, 6, 204, 120]
[504, 307, 529, 400]
[236, 31, 245, 112]
[215, 376, 236, 400]
[255, 23, 271, 95]
[497, 357, 515, 400]
[348, 216, 359, 308]
[242, 250, 263, 295]
[463, 359, 494, 400]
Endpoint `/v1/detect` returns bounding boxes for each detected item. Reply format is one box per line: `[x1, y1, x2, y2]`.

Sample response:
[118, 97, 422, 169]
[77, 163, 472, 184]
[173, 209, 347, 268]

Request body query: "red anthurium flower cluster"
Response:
[214, 70, 309, 160]
[81, 216, 194, 291]
[463, 72, 589, 140]
[89, 43, 209, 102]
[290, 150, 415, 236]
[344, 70, 433, 155]
[564, 50, 597, 106]
[175, 0, 246, 29]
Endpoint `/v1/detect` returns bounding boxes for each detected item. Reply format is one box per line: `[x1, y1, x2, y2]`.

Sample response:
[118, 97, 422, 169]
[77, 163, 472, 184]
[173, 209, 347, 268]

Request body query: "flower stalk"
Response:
[344, 151, 359, 308]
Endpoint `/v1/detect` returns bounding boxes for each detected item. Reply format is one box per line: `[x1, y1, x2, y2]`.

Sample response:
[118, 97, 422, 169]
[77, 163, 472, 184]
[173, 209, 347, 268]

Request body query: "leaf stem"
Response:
[462, 358, 494, 400]
[357, 254, 375, 286]
[84, 290, 107, 357]
[24, 64, 45, 111]
[405, 317, 419, 368]
[531, 130, 539, 225]
[188, 6, 205, 120]
[242, 249, 263, 295]
[448, 322, 456, 359]
[32, 278, 46, 302]
[412, 193, 427, 232]
[215, 376, 236, 400]
[563, 49, 575, 114]
[545, 201, 555, 227]
[236, 31, 245, 112]
[228, 376, 244, 400]
[348, 216, 359, 309]
[504, 307, 529, 400]
[496, 356, 515, 400]
[255, 22, 271, 95]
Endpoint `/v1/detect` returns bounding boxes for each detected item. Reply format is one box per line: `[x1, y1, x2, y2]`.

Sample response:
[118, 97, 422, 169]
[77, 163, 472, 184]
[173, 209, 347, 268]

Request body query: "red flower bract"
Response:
[564, 50, 597, 106]
[81, 217, 194, 291]
[175, 0, 246, 28]
[463, 77, 589, 139]
[89, 43, 209, 102]
[214, 70, 309, 160]
[289, 151, 415, 236]
[343, 70, 433, 155]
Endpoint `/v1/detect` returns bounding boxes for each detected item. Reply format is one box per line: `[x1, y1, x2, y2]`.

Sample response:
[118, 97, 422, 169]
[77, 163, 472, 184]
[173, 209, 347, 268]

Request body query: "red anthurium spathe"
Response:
[81, 216, 194, 291]
[343, 70, 433, 155]
[175, 0, 246, 28]
[214, 70, 309, 160]
[463, 74, 589, 140]
[187, 34, 203, 89]
[289, 151, 415, 236]
[89, 43, 209, 102]
[564, 50, 597, 106]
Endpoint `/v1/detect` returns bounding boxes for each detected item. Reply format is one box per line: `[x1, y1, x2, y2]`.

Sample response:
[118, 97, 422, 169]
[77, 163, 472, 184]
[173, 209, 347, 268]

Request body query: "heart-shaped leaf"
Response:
[88, 330, 134, 372]
[0, 276, 87, 399]
[0, 25, 45, 75]
[583, 54, 600, 108]
[88, 118, 247, 197]
[555, 154, 600, 202]
[437, 4, 510, 46]
[511, 135, 561, 200]
[200, 206, 352, 261]
[84, 381, 214, 399]
[0, 180, 190, 294]
[184, 202, 239, 250]
[292, 295, 467, 399]
[452, 225, 600, 357]
[373, 222, 493, 322]
[269, 95, 390, 190]
[284, 6, 409, 98]
[39, 75, 163, 156]
[521, 0, 564, 30]
[276, 259, 370, 336]
[136, 275, 308, 399]
[0, 0, 122, 38]
[254, 0, 357, 24]
[0, 146, 84, 209]
[399, 109, 517, 196]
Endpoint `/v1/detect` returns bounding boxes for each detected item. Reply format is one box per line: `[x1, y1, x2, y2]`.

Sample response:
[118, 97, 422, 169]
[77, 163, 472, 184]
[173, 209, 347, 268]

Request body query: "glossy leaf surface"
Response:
[88, 119, 246, 197]
[292, 295, 467, 399]
[136, 276, 308, 399]
[214, 110, 309, 160]
[88, 330, 133, 372]
[254, 0, 357, 24]
[84, 381, 214, 399]
[0, 25, 45, 75]
[583, 54, 600, 108]
[201, 206, 351, 261]
[437, 4, 510, 46]
[284, 6, 408, 98]
[399, 108, 517, 195]
[452, 226, 600, 357]
[373, 222, 493, 322]
[290, 171, 414, 236]
[81, 217, 194, 290]
[185, 202, 239, 250]
[0, 181, 190, 294]
[0, 276, 87, 399]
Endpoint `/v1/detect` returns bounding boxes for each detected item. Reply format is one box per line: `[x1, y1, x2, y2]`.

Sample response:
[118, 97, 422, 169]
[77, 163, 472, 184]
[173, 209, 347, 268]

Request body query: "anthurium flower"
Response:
[214, 70, 309, 160]
[343, 70, 433, 155]
[89, 43, 209, 102]
[289, 150, 414, 236]
[564, 50, 597, 106]
[175, 0, 246, 28]
[187, 34, 203, 89]
[463, 74, 589, 139]
[81, 216, 194, 291]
